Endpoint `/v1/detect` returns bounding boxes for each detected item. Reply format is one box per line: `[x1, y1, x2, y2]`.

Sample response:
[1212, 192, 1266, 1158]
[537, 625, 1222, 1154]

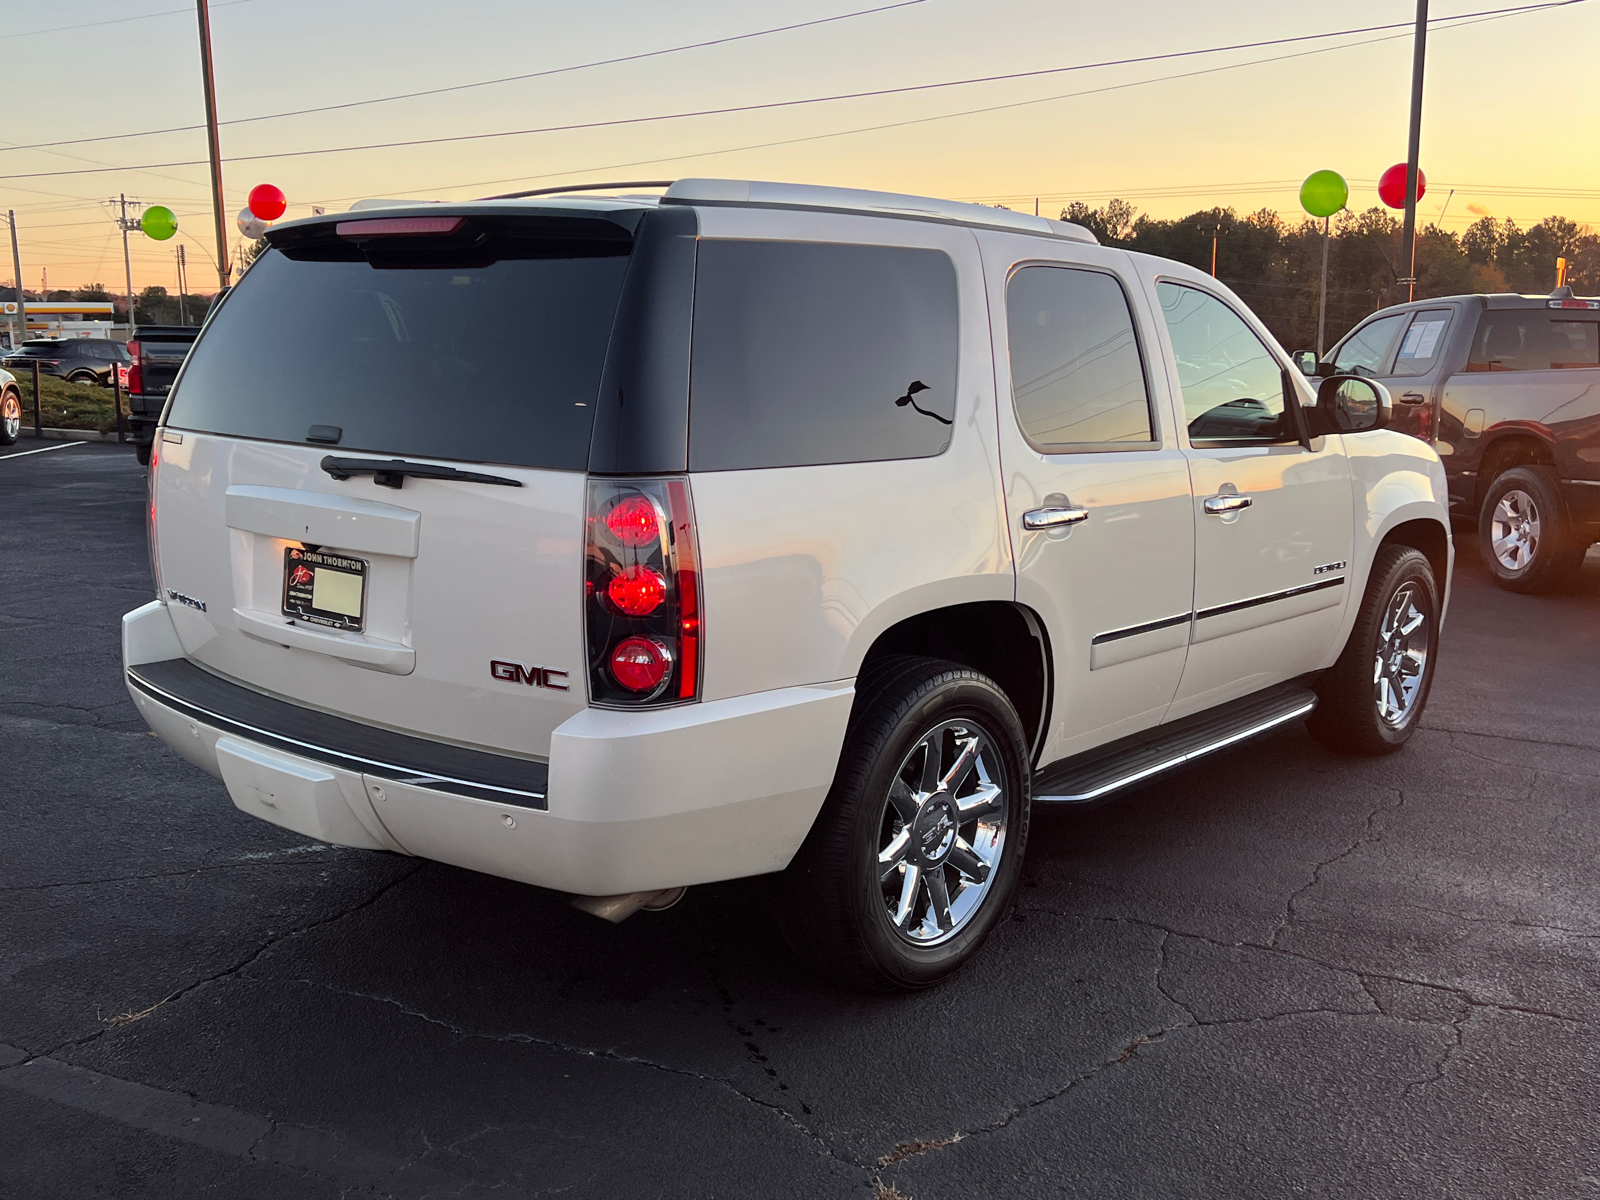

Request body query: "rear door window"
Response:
[165, 218, 633, 470]
[1550, 319, 1600, 368]
[1391, 308, 1453, 377]
[687, 240, 959, 471]
[1005, 265, 1154, 449]
[1331, 314, 1406, 376]
[1468, 313, 1600, 371]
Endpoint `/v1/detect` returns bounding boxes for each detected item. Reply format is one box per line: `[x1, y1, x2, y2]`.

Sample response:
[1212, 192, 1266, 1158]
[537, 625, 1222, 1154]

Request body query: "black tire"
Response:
[1308, 546, 1440, 756]
[1478, 465, 1588, 593]
[135, 441, 152, 467]
[65, 369, 96, 385]
[776, 656, 1031, 991]
[0, 387, 19, 446]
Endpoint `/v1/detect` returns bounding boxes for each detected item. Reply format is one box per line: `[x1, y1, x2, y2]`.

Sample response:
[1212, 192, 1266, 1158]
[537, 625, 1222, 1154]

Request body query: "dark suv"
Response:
[1306, 289, 1600, 592]
[1, 338, 130, 386]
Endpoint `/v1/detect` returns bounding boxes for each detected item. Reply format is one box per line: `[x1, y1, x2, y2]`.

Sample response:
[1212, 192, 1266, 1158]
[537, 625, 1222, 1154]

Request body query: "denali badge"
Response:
[166, 589, 207, 612]
[1312, 561, 1348, 576]
[490, 660, 569, 691]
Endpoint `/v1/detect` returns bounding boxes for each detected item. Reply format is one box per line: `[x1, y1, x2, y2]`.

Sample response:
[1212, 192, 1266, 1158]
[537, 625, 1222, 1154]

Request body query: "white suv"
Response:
[123, 179, 1451, 990]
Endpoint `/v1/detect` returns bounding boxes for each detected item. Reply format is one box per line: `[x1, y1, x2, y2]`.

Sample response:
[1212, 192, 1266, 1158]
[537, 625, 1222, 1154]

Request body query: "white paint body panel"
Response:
[976, 231, 1195, 763]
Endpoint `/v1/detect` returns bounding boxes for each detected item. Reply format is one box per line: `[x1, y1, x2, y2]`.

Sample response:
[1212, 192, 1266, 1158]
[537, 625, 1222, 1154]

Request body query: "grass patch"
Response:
[9, 373, 123, 433]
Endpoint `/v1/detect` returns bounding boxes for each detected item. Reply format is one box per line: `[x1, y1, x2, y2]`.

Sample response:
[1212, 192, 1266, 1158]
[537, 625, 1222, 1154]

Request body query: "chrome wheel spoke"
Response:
[940, 734, 980, 795]
[879, 828, 911, 881]
[948, 837, 991, 883]
[956, 782, 1003, 823]
[893, 863, 922, 929]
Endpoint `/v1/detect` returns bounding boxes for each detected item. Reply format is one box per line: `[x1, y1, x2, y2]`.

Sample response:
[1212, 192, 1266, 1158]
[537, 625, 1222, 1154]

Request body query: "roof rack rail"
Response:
[660, 178, 1097, 244]
[479, 180, 675, 201]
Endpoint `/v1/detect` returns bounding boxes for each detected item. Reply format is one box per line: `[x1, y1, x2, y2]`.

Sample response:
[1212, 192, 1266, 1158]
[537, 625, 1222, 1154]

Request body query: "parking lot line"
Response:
[0, 441, 86, 461]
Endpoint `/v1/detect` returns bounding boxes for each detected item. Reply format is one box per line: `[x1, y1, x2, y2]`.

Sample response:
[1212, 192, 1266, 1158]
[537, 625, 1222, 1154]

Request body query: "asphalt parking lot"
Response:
[2, 440, 1597, 1199]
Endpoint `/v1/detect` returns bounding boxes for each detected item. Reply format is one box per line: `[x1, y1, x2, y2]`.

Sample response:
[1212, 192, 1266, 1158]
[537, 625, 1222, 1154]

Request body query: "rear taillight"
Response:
[585, 478, 701, 706]
[126, 339, 142, 395]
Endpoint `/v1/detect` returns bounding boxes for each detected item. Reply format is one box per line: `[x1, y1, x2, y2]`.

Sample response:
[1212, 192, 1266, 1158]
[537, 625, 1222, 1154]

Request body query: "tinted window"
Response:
[688, 240, 958, 471]
[1468, 313, 1600, 372]
[1332, 313, 1406, 376]
[1551, 320, 1600, 368]
[1391, 309, 1452, 377]
[1006, 266, 1153, 448]
[1156, 282, 1296, 443]
[166, 230, 631, 470]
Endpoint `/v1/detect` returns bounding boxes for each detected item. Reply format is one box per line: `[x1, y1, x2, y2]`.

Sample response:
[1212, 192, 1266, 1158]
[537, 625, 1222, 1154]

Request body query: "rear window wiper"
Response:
[319, 456, 523, 490]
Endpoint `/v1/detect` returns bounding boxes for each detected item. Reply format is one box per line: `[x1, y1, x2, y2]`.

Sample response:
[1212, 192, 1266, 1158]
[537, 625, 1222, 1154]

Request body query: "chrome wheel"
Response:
[1, 391, 18, 440]
[1490, 489, 1541, 572]
[878, 719, 1008, 946]
[1373, 582, 1428, 727]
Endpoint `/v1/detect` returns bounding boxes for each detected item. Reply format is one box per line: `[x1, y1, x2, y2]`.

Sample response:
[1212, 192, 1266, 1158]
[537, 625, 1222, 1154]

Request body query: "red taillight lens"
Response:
[147, 437, 162, 597]
[605, 494, 660, 547]
[585, 479, 702, 707]
[607, 566, 666, 616]
[610, 636, 672, 693]
[126, 364, 143, 394]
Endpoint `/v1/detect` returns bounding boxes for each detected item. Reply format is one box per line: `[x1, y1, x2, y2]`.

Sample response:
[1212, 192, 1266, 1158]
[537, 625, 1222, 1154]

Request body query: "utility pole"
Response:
[1197, 217, 1224, 277]
[7, 211, 26, 350]
[176, 244, 189, 324]
[1400, 0, 1428, 303]
[114, 194, 141, 339]
[196, 0, 231, 290]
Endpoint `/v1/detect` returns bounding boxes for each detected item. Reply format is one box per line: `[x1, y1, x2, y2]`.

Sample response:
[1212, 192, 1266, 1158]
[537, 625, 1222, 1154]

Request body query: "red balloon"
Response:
[248, 183, 286, 221]
[1378, 164, 1426, 209]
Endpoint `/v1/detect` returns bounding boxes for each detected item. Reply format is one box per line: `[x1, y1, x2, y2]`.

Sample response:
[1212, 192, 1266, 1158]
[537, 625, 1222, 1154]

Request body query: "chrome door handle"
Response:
[1022, 506, 1089, 530]
[1203, 494, 1253, 515]
[1399, 392, 1427, 405]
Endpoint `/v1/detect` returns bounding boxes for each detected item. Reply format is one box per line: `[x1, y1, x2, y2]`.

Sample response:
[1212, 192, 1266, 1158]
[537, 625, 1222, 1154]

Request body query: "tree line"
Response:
[1060, 200, 1598, 352]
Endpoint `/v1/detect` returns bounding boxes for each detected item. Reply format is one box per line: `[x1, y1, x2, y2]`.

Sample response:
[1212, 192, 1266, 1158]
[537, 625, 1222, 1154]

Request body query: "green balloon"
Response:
[141, 205, 178, 241]
[1299, 170, 1348, 219]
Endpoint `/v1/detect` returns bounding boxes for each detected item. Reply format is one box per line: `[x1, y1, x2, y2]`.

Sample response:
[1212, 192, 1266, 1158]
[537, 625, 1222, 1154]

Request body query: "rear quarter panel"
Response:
[688, 207, 1012, 702]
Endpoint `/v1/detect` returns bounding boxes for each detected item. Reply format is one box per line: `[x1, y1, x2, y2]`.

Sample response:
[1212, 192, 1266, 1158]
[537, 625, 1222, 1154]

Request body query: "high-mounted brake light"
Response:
[1549, 298, 1600, 309]
[585, 478, 702, 707]
[334, 216, 465, 238]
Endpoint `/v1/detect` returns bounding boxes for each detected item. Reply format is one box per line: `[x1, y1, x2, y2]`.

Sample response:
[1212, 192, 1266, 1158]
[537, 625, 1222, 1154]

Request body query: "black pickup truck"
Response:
[1303, 288, 1600, 593]
[127, 326, 200, 465]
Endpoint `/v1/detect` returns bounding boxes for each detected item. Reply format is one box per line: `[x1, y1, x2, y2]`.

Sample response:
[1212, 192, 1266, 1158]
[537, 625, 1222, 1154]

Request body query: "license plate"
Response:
[282, 548, 367, 632]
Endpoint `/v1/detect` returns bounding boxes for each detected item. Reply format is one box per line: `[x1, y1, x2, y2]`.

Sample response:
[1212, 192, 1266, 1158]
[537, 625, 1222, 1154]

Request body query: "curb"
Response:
[20, 427, 125, 443]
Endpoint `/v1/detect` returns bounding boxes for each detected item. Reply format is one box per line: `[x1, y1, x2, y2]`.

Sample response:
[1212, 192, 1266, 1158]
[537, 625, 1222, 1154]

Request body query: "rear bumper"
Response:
[122, 600, 853, 895]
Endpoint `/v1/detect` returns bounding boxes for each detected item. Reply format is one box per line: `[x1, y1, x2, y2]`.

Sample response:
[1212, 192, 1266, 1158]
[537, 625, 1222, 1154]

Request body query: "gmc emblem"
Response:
[490, 660, 570, 691]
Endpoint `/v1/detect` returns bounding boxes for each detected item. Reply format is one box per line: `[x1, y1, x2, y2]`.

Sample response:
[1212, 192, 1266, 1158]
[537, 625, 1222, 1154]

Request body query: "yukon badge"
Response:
[166, 589, 207, 612]
[490, 660, 570, 691]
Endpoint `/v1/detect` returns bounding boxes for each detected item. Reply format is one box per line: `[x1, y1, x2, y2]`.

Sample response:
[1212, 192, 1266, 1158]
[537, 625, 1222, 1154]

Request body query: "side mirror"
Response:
[1307, 375, 1391, 436]
[1292, 350, 1319, 377]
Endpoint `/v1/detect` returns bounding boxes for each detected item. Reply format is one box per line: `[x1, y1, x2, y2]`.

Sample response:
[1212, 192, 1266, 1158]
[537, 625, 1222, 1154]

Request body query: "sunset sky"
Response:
[6, 0, 1597, 297]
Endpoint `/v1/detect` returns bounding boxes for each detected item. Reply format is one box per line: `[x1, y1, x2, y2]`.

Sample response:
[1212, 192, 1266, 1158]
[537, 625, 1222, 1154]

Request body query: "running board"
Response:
[1032, 683, 1317, 805]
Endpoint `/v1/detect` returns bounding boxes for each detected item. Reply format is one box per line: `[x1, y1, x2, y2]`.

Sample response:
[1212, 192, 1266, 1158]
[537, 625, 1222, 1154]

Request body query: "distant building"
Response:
[2, 300, 119, 347]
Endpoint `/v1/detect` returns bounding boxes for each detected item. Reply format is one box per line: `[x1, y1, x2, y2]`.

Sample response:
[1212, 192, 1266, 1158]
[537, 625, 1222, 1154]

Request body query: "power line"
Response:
[398, 5, 1552, 203]
[0, 0, 1585, 181]
[0, 1, 932, 155]
[0, 0, 252, 42]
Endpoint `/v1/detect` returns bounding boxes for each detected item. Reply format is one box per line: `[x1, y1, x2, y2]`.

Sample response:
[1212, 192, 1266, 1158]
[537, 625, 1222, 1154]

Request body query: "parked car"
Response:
[1302, 289, 1600, 592]
[125, 326, 200, 465]
[0, 368, 20, 445]
[122, 180, 1451, 990]
[1, 337, 130, 386]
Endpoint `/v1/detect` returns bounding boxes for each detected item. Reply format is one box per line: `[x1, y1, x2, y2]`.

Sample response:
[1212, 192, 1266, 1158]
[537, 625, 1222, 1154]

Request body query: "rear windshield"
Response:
[165, 220, 633, 470]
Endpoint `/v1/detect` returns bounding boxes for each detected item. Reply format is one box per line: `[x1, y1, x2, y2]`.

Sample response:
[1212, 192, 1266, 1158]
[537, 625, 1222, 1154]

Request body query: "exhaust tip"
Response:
[570, 886, 687, 923]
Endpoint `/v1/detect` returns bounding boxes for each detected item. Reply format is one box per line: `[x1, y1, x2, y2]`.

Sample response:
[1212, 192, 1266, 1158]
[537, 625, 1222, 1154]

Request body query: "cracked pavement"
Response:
[2, 443, 1597, 1199]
